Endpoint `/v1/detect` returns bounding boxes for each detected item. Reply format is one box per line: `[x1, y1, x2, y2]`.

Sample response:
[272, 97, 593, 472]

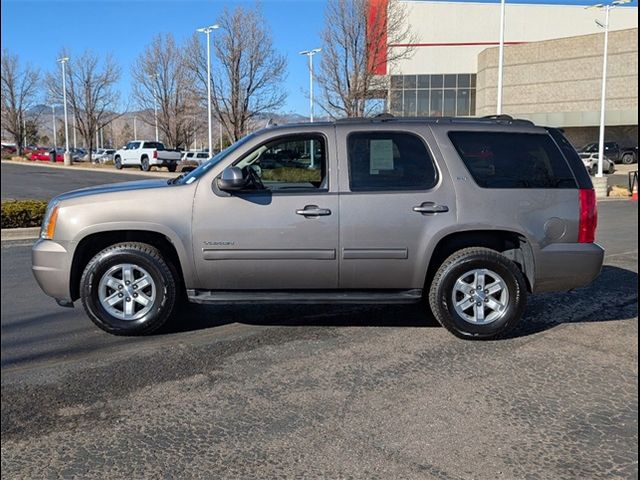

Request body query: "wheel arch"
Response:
[70, 229, 190, 301]
[425, 229, 535, 293]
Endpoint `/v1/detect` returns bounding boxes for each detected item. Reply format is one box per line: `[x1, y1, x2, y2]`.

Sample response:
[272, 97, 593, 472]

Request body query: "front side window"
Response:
[234, 134, 327, 191]
[448, 131, 577, 189]
[347, 132, 438, 192]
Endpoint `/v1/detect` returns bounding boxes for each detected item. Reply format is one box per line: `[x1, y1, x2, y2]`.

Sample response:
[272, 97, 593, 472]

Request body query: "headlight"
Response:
[40, 200, 60, 239]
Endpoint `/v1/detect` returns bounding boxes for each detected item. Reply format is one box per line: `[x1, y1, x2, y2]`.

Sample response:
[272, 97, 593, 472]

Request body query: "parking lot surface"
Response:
[1, 199, 637, 479]
[0, 162, 167, 200]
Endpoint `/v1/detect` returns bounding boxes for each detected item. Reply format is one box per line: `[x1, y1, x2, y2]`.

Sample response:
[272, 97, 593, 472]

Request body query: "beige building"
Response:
[476, 28, 638, 145]
[380, 0, 638, 146]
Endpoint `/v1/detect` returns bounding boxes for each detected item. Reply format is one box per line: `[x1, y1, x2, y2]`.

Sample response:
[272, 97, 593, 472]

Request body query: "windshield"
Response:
[177, 132, 259, 185]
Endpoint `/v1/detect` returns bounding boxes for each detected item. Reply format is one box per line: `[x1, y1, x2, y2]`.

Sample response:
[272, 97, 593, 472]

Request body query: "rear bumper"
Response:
[31, 239, 72, 303]
[151, 158, 179, 166]
[533, 242, 605, 293]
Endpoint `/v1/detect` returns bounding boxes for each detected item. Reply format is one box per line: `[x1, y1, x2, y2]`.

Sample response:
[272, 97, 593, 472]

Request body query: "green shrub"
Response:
[1, 200, 48, 229]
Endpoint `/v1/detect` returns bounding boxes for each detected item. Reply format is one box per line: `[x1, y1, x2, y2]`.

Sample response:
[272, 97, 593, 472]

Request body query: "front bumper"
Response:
[533, 242, 605, 293]
[32, 239, 73, 303]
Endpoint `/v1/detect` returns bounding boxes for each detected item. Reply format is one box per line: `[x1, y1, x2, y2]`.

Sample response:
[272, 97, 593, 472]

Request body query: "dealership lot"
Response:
[1, 176, 637, 478]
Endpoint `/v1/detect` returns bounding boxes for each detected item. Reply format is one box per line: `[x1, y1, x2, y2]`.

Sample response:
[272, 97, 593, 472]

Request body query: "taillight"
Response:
[153, 150, 158, 159]
[578, 188, 597, 243]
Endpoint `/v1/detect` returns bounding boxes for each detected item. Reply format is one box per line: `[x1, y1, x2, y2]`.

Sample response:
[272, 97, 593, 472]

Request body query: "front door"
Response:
[336, 126, 456, 290]
[191, 129, 339, 290]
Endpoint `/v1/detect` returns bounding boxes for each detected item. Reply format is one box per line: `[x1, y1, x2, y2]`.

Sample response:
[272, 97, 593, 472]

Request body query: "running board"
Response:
[186, 289, 423, 305]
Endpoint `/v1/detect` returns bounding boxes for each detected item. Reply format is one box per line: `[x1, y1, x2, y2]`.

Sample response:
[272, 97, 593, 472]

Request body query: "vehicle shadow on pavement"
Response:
[163, 265, 638, 339]
[506, 265, 638, 339]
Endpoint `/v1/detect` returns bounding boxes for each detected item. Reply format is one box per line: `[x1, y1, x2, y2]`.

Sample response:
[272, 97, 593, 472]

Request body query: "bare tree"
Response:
[186, 3, 287, 142]
[318, 0, 415, 118]
[46, 50, 122, 162]
[132, 34, 197, 149]
[1, 50, 41, 155]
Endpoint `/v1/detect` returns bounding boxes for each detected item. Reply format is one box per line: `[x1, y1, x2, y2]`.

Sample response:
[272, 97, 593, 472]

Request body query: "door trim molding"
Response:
[202, 249, 336, 261]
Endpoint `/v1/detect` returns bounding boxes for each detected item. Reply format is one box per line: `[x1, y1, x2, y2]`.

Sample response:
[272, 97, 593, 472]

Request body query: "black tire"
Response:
[80, 242, 177, 335]
[167, 164, 177, 173]
[141, 156, 150, 172]
[114, 156, 123, 170]
[622, 153, 635, 165]
[428, 247, 527, 340]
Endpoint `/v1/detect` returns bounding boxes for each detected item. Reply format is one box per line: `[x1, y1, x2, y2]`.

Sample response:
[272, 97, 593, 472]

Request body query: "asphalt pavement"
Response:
[1, 200, 637, 479]
[1, 162, 168, 200]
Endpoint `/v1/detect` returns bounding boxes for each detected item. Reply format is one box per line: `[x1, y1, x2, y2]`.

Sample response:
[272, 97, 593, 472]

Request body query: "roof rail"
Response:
[333, 115, 534, 126]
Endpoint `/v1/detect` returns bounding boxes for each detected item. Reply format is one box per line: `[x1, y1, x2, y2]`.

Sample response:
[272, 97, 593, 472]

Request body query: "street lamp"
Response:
[299, 48, 321, 122]
[153, 73, 160, 142]
[51, 105, 57, 150]
[196, 24, 220, 154]
[300, 48, 321, 169]
[133, 115, 137, 140]
[57, 56, 71, 165]
[588, 0, 630, 178]
[496, 0, 506, 115]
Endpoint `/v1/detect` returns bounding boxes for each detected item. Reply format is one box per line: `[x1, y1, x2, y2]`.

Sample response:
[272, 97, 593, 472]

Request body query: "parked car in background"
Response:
[69, 148, 86, 161]
[180, 150, 210, 165]
[29, 148, 64, 162]
[114, 141, 182, 171]
[1, 143, 17, 154]
[578, 142, 638, 164]
[580, 152, 616, 175]
[100, 149, 116, 163]
[33, 116, 604, 340]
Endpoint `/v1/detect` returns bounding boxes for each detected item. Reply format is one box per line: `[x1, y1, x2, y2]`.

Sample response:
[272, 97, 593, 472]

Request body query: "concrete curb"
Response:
[1, 227, 40, 241]
[1, 160, 173, 178]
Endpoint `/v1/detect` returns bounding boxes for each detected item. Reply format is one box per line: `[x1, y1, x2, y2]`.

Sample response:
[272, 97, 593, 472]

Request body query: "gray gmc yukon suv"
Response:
[32, 116, 604, 339]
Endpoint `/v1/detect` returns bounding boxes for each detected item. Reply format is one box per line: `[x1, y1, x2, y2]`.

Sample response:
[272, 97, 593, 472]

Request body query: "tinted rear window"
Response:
[448, 132, 577, 189]
[347, 132, 438, 191]
[546, 128, 592, 189]
[143, 142, 165, 150]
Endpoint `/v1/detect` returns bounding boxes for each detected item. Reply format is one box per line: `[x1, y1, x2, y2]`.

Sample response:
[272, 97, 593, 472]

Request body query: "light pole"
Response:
[51, 105, 57, 150]
[496, 0, 506, 115]
[299, 48, 321, 122]
[588, 0, 630, 178]
[300, 48, 321, 169]
[133, 115, 137, 140]
[197, 24, 220, 154]
[153, 74, 160, 142]
[58, 57, 71, 164]
[72, 113, 77, 149]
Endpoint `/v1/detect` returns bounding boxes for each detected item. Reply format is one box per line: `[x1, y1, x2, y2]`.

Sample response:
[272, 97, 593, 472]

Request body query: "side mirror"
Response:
[217, 166, 246, 191]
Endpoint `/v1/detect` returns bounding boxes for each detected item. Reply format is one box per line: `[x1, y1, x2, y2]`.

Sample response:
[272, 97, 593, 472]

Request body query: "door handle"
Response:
[296, 205, 332, 217]
[413, 202, 449, 214]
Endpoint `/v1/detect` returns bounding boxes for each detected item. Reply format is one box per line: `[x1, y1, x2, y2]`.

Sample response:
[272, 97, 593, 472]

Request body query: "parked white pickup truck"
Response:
[114, 141, 182, 172]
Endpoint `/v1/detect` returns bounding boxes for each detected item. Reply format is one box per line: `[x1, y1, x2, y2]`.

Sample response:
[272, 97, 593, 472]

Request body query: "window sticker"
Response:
[369, 139, 394, 174]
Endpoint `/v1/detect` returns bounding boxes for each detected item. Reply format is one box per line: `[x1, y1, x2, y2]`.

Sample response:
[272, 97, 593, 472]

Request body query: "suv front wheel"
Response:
[80, 242, 177, 335]
[429, 247, 527, 340]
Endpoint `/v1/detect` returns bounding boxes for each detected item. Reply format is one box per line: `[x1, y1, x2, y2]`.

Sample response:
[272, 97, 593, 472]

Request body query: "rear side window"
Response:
[347, 132, 438, 191]
[546, 128, 592, 189]
[448, 132, 577, 189]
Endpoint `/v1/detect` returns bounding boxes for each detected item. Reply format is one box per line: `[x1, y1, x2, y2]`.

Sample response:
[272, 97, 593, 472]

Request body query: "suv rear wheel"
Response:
[428, 247, 527, 339]
[622, 153, 635, 165]
[80, 242, 177, 335]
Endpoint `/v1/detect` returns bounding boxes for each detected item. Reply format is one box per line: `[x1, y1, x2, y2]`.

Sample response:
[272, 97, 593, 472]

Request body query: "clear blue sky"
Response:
[1, 0, 637, 115]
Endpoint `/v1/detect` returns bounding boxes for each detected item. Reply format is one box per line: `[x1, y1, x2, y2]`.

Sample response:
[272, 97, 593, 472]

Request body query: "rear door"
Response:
[336, 124, 456, 289]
